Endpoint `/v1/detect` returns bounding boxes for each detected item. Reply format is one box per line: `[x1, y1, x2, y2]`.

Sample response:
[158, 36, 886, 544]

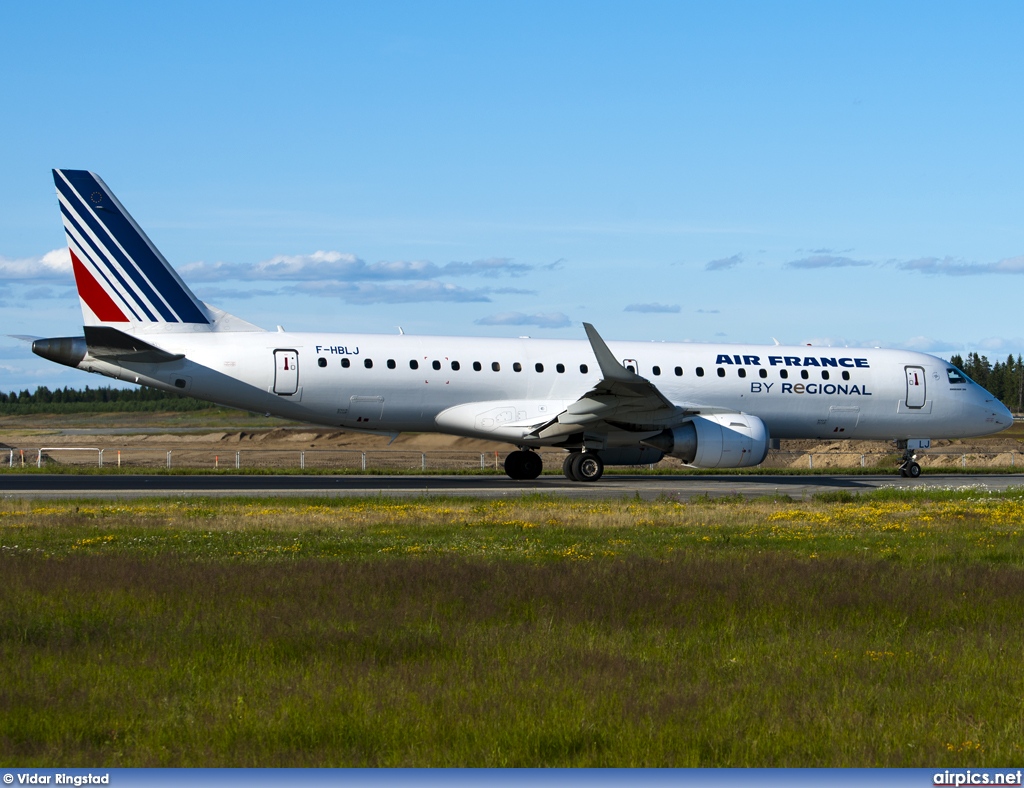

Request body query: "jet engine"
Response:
[641, 413, 770, 468]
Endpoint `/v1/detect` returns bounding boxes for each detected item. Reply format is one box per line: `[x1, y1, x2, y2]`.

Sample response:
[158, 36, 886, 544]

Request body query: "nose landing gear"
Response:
[896, 439, 928, 478]
[899, 455, 922, 478]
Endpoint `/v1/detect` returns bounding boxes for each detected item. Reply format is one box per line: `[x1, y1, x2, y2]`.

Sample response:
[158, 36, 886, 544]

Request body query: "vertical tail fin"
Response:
[53, 169, 213, 328]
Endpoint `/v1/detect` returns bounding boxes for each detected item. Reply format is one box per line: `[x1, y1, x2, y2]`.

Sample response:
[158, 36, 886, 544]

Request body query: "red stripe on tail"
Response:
[70, 250, 129, 322]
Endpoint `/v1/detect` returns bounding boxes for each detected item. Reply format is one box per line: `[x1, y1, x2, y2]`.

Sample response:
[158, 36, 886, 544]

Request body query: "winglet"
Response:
[583, 323, 640, 382]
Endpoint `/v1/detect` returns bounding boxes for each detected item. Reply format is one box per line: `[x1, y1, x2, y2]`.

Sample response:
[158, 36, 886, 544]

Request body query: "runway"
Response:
[1, 473, 1021, 500]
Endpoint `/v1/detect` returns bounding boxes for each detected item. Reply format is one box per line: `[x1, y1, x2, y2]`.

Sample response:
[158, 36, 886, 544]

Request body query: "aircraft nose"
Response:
[976, 393, 1014, 433]
[994, 399, 1014, 427]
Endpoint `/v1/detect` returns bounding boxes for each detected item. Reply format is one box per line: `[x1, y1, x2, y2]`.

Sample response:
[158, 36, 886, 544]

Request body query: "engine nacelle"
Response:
[641, 413, 770, 468]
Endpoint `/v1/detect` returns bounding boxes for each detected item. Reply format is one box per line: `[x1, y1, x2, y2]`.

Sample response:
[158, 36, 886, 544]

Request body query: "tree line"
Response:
[0, 385, 215, 414]
[949, 353, 1024, 413]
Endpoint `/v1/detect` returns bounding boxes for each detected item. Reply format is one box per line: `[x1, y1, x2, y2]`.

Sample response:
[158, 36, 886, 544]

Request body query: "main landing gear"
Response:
[503, 449, 543, 480]
[502, 449, 605, 482]
[562, 451, 604, 482]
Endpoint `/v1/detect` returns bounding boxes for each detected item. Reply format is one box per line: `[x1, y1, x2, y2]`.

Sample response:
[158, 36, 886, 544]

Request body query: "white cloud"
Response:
[443, 258, 531, 277]
[0, 249, 71, 280]
[474, 312, 572, 329]
[705, 253, 743, 271]
[23, 287, 56, 301]
[893, 336, 964, 353]
[194, 286, 281, 300]
[973, 336, 1024, 355]
[179, 252, 531, 282]
[786, 255, 870, 269]
[898, 255, 1024, 276]
[624, 303, 681, 313]
[289, 280, 493, 304]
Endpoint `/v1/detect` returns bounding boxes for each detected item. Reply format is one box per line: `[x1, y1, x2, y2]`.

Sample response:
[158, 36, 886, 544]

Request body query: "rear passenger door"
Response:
[274, 349, 299, 395]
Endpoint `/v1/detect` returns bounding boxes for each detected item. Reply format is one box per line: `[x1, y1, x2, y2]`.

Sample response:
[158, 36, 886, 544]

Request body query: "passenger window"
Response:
[556, 363, 565, 373]
[535, 363, 544, 373]
[801, 370, 809, 380]
[717, 368, 725, 377]
[738, 368, 746, 378]
[696, 367, 705, 377]
[364, 359, 373, 369]
[317, 358, 327, 368]
[473, 361, 482, 371]
[491, 362, 500, 372]
[432, 360, 441, 370]
[779, 369, 788, 379]
[842, 370, 850, 381]
[759, 369, 767, 379]
[341, 358, 351, 368]
[652, 365, 661, 376]
[409, 360, 419, 370]
[674, 366, 683, 376]
[821, 370, 829, 380]
[387, 359, 396, 369]
[451, 361, 460, 371]
[580, 364, 588, 374]
[513, 362, 522, 372]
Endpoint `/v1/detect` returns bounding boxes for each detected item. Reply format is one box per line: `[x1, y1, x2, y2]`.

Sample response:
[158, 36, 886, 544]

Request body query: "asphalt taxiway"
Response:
[1, 473, 1021, 501]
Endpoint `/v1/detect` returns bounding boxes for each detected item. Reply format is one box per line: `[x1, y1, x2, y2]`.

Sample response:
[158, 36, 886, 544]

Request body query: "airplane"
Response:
[30, 169, 1015, 481]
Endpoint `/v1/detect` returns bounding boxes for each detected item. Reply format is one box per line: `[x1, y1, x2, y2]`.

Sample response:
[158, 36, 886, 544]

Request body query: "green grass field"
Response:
[3, 488, 1024, 766]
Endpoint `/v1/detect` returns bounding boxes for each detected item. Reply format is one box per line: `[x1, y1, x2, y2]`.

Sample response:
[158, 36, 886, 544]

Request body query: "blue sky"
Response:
[2, 1, 1024, 392]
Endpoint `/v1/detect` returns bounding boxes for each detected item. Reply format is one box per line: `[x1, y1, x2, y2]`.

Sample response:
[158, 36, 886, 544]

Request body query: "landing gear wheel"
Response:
[896, 441, 924, 479]
[562, 453, 579, 481]
[504, 450, 543, 480]
[570, 452, 604, 482]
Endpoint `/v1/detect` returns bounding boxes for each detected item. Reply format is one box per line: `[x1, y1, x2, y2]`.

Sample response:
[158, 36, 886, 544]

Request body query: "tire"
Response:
[503, 451, 526, 480]
[563, 453, 579, 480]
[571, 452, 604, 482]
[505, 450, 543, 480]
[521, 451, 543, 480]
[907, 462, 922, 478]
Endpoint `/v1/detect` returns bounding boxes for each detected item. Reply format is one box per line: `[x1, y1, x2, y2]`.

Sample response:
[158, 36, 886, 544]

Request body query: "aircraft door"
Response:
[905, 366, 926, 409]
[274, 349, 299, 395]
[622, 358, 639, 374]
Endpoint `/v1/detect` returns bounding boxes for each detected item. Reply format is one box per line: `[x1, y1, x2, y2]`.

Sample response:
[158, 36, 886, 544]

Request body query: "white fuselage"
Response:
[76, 330, 1013, 447]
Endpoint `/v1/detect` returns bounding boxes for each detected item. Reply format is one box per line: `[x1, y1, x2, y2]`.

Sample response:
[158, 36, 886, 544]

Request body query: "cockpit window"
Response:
[947, 367, 968, 385]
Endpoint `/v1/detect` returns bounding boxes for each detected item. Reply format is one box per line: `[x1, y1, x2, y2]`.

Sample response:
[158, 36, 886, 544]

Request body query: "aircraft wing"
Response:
[529, 323, 724, 440]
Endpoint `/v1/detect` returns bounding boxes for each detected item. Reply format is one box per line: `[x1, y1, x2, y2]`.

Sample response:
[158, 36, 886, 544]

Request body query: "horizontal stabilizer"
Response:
[83, 326, 185, 363]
